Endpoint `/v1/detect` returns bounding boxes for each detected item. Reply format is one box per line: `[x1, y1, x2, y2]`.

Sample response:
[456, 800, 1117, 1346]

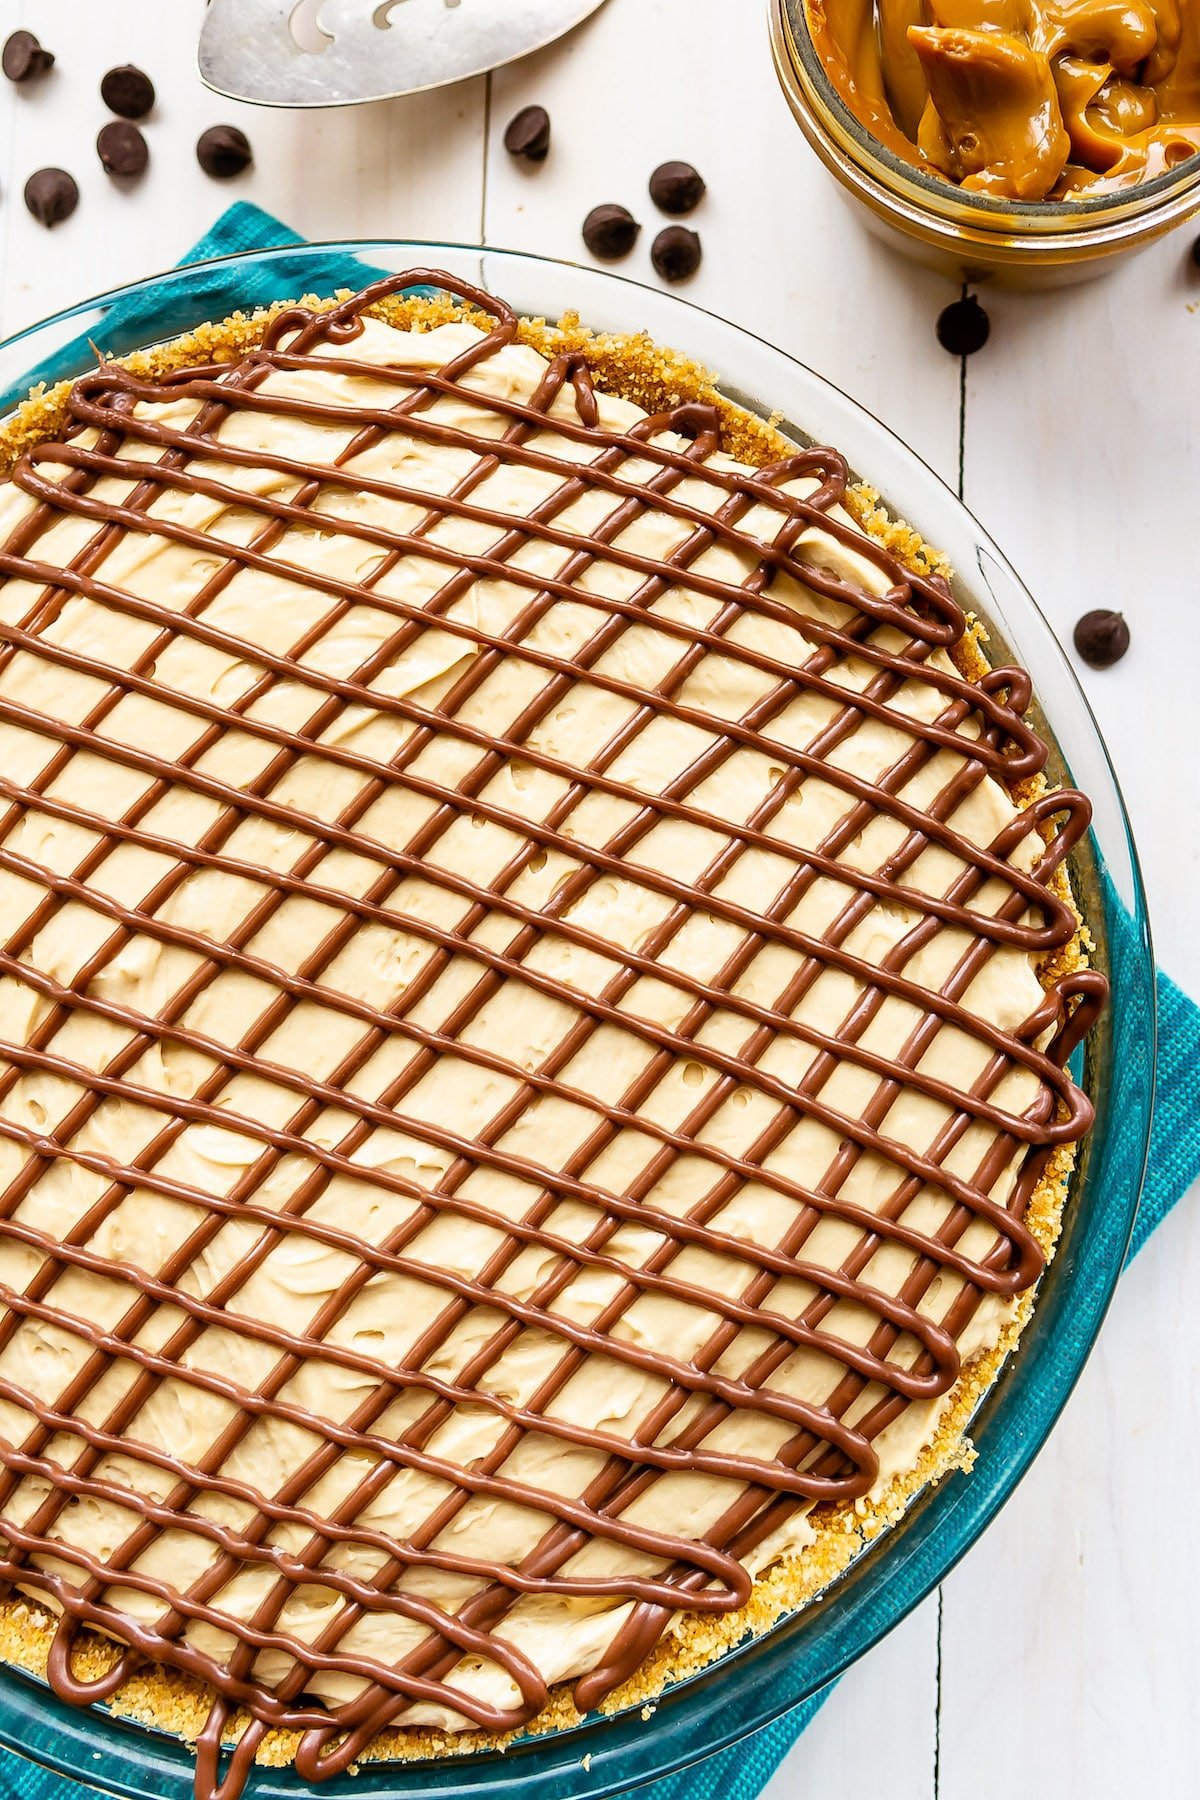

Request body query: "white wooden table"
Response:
[0, 2, 1197, 1794]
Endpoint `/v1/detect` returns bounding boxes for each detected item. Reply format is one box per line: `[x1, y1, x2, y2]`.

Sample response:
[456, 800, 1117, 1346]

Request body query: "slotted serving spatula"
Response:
[199, 0, 609, 107]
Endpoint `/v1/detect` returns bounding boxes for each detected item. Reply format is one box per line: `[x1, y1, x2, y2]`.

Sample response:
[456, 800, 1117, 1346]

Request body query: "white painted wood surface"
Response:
[0, 1, 1195, 1794]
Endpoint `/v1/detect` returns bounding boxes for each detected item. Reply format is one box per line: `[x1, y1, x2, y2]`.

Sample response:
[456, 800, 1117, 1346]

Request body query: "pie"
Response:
[0, 270, 1103, 1796]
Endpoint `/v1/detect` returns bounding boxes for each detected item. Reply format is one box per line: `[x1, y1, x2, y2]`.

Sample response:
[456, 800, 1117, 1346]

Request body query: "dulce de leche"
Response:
[805, 0, 1200, 199]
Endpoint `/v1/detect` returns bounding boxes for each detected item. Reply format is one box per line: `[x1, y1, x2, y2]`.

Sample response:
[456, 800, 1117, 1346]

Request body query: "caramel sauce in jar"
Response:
[805, 0, 1200, 199]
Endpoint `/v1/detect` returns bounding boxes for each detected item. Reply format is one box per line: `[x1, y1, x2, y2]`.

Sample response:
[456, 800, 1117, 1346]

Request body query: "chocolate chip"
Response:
[649, 160, 705, 215]
[24, 167, 78, 227]
[100, 63, 154, 119]
[1191, 234, 1200, 270]
[3, 29, 53, 82]
[97, 120, 148, 178]
[196, 124, 253, 179]
[582, 204, 640, 260]
[503, 104, 550, 162]
[936, 294, 990, 356]
[1073, 609, 1130, 669]
[651, 225, 702, 283]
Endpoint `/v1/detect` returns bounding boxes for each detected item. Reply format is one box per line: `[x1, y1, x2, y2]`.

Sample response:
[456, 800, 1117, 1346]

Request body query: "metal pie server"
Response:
[199, 0, 609, 108]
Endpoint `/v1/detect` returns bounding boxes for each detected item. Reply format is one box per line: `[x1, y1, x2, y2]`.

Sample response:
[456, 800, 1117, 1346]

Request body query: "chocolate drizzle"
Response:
[0, 271, 1104, 1796]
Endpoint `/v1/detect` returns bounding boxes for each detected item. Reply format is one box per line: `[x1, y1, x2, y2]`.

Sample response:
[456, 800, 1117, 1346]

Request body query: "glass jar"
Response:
[769, 0, 1200, 286]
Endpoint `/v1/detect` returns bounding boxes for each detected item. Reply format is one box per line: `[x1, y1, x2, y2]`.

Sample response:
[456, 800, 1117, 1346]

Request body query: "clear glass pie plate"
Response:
[0, 243, 1154, 1800]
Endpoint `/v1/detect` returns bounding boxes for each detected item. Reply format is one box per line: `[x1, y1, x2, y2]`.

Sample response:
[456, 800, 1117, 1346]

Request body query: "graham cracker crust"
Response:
[0, 286, 1089, 1772]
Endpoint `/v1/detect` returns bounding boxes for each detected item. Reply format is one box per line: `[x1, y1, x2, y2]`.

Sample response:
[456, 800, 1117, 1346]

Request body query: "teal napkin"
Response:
[0, 205, 1197, 1800]
[1, 204, 380, 411]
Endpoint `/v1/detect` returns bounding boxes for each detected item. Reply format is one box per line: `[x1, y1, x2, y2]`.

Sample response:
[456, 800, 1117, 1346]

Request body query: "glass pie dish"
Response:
[0, 241, 1154, 1800]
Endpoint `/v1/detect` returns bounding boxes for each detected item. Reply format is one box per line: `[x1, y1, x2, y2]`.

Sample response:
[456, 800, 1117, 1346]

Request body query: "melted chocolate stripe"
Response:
[0, 1012, 963, 1406]
[0, 679, 1088, 1111]
[70, 354, 963, 646]
[0, 815, 1079, 1146]
[0, 271, 1104, 1791]
[0, 850, 1083, 1155]
[0, 802, 1059, 1251]
[0, 573, 1068, 945]
[22, 428, 1047, 780]
[0, 769, 1088, 1157]
[0, 1377, 754, 1607]
[0, 431, 1062, 918]
[0, 542, 1076, 941]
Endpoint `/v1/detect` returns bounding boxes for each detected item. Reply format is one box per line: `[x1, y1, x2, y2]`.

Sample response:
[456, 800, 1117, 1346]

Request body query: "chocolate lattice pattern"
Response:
[0, 273, 1103, 1795]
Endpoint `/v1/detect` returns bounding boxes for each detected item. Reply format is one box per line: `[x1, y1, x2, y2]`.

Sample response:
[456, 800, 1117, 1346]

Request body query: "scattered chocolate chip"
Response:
[503, 104, 550, 162]
[582, 203, 640, 260]
[649, 160, 705, 215]
[651, 225, 702, 282]
[936, 294, 990, 356]
[97, 120, 148, 178]
[196, 124, 253, 179]
[1073, 609, 1130, 669]
[3, 29, 53, 82]
[100, 63, 155, 119]
[24, 167, 78, 227]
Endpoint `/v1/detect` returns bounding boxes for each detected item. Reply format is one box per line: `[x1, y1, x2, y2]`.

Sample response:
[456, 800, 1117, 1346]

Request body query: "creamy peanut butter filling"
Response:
[805, 0, 1200, 198]
[0, 275, 1101, 1799]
